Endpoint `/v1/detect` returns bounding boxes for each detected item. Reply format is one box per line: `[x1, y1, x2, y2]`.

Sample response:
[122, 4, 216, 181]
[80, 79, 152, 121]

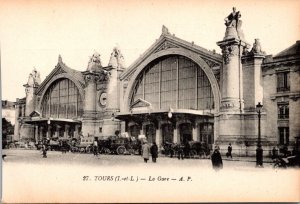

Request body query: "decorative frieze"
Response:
[221, 45, 240, 64]
[155, 41, 179, 53]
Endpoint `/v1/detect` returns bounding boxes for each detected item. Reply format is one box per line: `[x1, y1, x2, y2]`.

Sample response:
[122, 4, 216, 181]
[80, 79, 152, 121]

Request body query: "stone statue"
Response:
[224, 7, 245, 41]
[27, 67, 41, 86]
[162, 25, 170, 35]
[108, 46, 125, 69]
[250, 39, 266, 55]
[87, 51, 102, 72]
[224, 7, 241, 29]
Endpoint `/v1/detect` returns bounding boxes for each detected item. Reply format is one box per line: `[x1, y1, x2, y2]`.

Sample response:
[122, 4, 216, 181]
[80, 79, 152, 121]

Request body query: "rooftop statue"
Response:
[225, 7, 241, 29]
[87, 51, 102, 72]
[27, 67, 41, 87]
[224, 7, 245, 41]
[250, 39, 266, 55]
[108, 46, 126, 69]
[162, 25, 170, 35]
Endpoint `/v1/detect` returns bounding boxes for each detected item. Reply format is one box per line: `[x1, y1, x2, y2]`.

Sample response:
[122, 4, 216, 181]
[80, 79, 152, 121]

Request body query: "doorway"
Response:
[145, 124, 156, 144]
[161, 123, 173, 143]
[179, 123, 192, 144]
[199, 123, 214, 149]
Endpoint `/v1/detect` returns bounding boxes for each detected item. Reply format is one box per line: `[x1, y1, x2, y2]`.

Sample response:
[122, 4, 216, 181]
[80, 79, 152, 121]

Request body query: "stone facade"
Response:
[13, 9, 299, 156]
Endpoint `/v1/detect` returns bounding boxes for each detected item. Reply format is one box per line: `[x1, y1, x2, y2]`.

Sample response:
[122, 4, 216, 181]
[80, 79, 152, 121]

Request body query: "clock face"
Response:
[99, 92, 107, 106]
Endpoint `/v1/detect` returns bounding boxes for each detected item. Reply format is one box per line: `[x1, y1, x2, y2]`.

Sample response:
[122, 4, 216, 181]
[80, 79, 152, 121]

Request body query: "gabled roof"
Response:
[130, 98, 152, 109]
[274, 41, 300, 58]
[120, 27, 222, 80]
[29, 111, 41, 117]
[35, 56, 85, 95]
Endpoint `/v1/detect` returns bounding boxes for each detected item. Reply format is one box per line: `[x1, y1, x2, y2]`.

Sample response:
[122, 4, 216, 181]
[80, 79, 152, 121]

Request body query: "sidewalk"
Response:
[222, 156, 273, 163]
[159, 153, 274, 163]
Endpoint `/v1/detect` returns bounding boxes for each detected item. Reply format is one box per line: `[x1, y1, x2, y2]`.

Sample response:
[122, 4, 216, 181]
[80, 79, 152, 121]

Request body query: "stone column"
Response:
[55, 125, 60, 138]
[82, 73, 97, 137]
[173, 128, 179, 144]
[140, 126, 144, 135]
[46, 125, 51, 139]
[35, 125, 39, 142]
[74, 124, 79, 139]
[217, 39, 248, 112]
[39, 126, 44, 139]
[64, 124, 70, 138]
[192, 124, 198, 141]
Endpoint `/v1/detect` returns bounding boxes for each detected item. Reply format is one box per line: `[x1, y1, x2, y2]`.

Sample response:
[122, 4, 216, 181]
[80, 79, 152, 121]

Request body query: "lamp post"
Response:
[256, 102, 263, 167]
[168, 107, 173, 119]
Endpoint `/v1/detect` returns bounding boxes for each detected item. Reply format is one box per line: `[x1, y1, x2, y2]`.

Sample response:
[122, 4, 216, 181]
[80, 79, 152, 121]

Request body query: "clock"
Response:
[99, 92, 107, 106]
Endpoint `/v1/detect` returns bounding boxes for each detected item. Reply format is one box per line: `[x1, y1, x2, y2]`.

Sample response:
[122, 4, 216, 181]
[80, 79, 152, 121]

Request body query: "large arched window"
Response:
[41, 78, 83, 119]
[131, 55, 214, 110]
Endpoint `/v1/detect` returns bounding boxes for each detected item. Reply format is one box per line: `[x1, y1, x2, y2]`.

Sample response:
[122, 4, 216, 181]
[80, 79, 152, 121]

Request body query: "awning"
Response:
[23, 117, 82, 124]
[115, 109, 214, 121]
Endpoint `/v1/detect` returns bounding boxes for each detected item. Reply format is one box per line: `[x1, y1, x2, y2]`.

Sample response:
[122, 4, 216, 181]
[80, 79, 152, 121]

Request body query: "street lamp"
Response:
[168, 107, 173, 118]
[256, 102, 263, 167]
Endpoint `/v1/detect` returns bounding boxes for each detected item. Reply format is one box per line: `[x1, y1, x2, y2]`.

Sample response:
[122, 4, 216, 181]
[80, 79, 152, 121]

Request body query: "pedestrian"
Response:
[272, 146, 278, 159]
[142, 141, 150, 163]
[42, 143, 47, 158]
[226, 143, 232, 158]
[177, 143, 184, 160]
[150, 142, 158, 163]
[93, 139, 98, 156]
[211, 146, 223, 171]
[184, 141, 190, 158]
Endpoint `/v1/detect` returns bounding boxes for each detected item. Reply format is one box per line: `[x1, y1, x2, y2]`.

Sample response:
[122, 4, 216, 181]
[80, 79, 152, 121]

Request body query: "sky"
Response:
[1, 0, 300, 102]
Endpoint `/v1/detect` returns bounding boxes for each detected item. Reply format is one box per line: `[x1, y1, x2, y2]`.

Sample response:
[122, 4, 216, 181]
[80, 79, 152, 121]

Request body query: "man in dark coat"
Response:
[177, 144, 184, 160]
[227, 143, 232, 158]
[150, 142, 158, 163]
[211, 147, 223, 170]
[42, 143, 47, 158]
[184, 141, 191, 158]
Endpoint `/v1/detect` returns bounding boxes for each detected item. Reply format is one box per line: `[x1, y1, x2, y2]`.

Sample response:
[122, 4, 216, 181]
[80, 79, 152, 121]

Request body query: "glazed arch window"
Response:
[41, 78, 83, 119]
[130, 55, 214, 110]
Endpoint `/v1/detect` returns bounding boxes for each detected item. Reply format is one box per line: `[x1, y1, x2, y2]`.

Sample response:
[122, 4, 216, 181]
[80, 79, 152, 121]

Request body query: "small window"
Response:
[277, 72, 290, 92]
[278, 127, 289, 145]
[278, 103, 289, 119]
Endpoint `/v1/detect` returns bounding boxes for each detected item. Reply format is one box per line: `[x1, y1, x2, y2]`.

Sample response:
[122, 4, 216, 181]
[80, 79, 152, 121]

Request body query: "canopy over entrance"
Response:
[23, 116, 82, 142]
[116, 109, 214, 147]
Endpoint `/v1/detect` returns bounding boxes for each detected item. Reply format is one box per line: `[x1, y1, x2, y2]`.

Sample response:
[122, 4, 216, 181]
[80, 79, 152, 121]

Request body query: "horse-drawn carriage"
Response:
[162, 141, 210, 158]
[97, 136, 142, 155]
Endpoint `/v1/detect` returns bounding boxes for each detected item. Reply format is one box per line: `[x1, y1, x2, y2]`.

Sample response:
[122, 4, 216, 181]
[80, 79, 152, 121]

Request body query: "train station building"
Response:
[14, 8, 300, 155]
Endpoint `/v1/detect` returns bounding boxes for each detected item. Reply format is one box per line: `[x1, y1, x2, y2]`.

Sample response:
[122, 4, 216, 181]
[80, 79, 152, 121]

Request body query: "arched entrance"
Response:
[199, 123, 214, 149]
[129, 124, 140, 138]
[161, 123, 173, 143]
[179, 123, 192, 144]
[145, 124, 156, 144]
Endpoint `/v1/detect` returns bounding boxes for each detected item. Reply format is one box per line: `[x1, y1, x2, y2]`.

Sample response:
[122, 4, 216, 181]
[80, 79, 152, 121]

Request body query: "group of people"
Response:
[141, 141, 158, 163]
